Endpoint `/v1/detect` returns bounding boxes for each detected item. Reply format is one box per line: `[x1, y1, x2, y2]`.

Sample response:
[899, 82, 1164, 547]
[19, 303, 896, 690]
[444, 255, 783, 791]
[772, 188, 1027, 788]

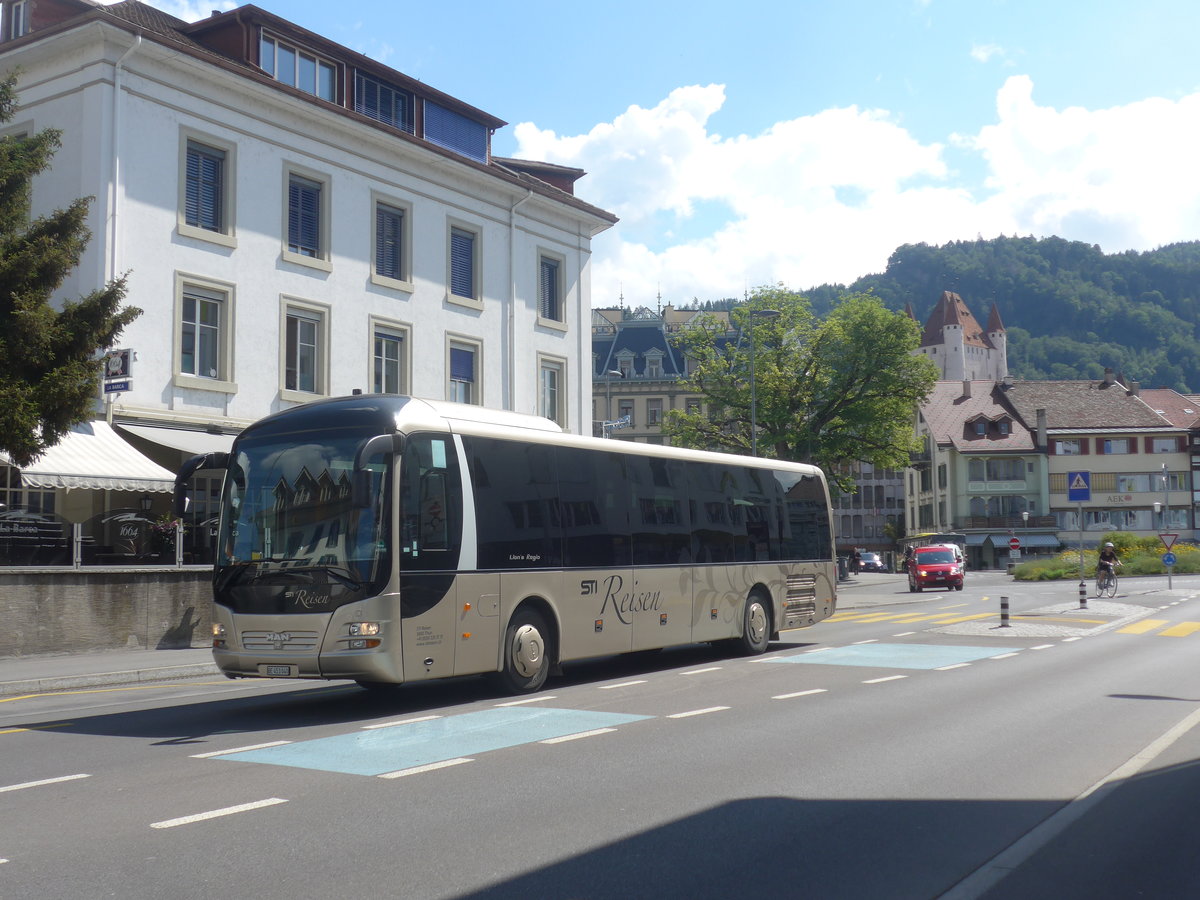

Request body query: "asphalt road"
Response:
[3, 571, 1200, 899]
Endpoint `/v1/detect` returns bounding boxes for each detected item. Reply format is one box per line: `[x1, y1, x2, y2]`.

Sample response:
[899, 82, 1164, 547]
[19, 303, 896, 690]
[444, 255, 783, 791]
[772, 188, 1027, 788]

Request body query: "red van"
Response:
[907, 544, 964, 592]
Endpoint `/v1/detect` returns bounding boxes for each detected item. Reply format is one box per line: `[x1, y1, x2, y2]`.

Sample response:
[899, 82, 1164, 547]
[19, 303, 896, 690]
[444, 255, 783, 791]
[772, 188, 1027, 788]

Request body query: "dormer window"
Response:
[973, 421, 986, 436]
[6, 0, 28, 40]
[260, 33, 336, 102]
[355, 72, 415, 135]
[997, 420, 1011, 435]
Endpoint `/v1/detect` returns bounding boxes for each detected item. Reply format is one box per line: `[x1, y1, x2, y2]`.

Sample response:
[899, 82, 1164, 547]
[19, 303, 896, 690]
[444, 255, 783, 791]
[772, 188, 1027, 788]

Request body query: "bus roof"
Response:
[240, 394, 825, 477]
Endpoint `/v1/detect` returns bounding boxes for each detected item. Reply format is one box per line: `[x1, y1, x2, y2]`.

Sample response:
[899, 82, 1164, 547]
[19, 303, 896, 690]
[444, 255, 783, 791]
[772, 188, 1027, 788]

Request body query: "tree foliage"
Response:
[811, 235, 1200, 392]
[663, 286, 938, 488]
[0, 73, 139, 466]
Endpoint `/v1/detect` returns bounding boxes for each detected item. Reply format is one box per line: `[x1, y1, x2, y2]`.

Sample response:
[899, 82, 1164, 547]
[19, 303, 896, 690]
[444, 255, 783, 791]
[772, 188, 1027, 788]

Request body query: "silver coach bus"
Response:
[176, 395, 837, 693]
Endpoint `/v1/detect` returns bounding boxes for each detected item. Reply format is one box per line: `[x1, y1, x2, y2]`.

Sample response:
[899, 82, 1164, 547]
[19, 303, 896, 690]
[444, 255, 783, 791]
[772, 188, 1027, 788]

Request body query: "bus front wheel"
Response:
[497, 607, 552, 694]
[738, 592, 772, 655]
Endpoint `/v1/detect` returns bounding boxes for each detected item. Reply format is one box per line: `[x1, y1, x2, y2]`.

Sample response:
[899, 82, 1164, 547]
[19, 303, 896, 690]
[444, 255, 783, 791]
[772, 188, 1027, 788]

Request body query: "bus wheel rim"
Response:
[747, 602, 767, 643]
[511, 624, 544, 678]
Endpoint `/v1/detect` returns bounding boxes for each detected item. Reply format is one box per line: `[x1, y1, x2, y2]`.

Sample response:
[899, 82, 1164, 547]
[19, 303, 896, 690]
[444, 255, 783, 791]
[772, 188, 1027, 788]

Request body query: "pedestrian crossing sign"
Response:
[1067, 471, 1091, 502]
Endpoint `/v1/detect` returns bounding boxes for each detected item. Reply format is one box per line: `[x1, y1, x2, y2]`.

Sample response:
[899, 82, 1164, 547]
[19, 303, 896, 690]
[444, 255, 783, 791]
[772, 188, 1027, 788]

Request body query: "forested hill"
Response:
[805, 236, 1200, 392]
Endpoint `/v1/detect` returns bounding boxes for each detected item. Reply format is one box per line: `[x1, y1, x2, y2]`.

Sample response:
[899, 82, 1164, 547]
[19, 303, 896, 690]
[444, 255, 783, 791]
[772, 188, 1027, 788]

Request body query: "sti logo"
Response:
[580, 580, 598, 595]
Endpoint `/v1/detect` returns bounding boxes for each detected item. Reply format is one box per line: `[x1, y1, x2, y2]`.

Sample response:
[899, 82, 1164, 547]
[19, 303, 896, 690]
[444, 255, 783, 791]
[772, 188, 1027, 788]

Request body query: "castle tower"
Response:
[915, 291, 1007, 381]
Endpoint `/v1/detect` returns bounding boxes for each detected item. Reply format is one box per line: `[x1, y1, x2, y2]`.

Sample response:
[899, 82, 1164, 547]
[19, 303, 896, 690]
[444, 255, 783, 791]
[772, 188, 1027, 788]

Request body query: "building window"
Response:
[0, 464, 53, 514]
[372, 325, 407, 395]
[260, 33, 336, 101]
[538, 255, 562, 322]
[1102, 438, 1131, 455]
[646, 356, 663, 378]
[174, 275, 235, 393]
[647, 398, 663, 426]
[686, 398, 701, 415]
[1151, 437, 1178, 453]
[539, 357, 565, 425]
[973, 421, 986, 435]
[1056, 439, 1082, 455]
[998, 421, 1010, 435]
[287, 174, 323, 259]
[448, 340, 479, 404]
[283, 304, 327, 396]
[618, 399, 634, 425]
[449, 225, 478, 302]
[374, 201, 407, 283]
[184, 141, 224, 233]
[181, 288, 222, 379]
[354, 72, 414, 134]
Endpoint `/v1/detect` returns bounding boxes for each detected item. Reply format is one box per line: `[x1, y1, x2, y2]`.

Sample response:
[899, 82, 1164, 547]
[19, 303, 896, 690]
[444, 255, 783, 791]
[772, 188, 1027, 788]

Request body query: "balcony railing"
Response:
[963, 515, 1057, 529]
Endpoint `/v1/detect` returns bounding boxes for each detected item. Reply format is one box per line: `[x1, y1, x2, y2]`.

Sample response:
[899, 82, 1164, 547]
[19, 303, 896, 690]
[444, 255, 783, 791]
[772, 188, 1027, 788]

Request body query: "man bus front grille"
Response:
[241, 630, 321, 651]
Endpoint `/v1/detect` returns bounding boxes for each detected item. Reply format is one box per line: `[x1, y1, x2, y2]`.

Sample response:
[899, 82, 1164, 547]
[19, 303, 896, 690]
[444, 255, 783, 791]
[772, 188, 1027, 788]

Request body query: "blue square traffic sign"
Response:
[1067, 471, 1091, 502]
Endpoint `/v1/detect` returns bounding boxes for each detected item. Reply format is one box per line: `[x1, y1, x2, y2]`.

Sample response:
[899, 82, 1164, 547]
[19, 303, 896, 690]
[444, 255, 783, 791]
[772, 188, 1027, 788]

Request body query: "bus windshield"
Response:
[215, 429, 391, 610]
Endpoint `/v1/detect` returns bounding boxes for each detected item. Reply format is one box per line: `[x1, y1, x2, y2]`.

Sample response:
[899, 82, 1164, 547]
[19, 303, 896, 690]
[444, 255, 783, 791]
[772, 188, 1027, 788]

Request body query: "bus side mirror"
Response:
[352, 434, 401, 508]
[175, 452, 229, 517]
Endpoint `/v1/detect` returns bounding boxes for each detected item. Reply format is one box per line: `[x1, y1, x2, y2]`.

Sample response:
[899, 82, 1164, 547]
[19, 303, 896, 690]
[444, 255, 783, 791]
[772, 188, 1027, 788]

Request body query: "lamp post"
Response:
[747, 309, 780, 457]
[1161, 462, 1173, 589]
[603, 369, 623, 437]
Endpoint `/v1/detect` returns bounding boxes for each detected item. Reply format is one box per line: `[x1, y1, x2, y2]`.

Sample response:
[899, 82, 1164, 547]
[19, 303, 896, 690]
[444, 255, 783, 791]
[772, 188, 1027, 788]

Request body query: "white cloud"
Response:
[970, 43, 1006, 64]
[514, 77, 1200, 307]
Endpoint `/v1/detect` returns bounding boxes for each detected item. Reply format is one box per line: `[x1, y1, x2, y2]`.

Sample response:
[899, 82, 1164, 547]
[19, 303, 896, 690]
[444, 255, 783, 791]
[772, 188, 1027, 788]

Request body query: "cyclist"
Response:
[1097, 542, 1122, 589]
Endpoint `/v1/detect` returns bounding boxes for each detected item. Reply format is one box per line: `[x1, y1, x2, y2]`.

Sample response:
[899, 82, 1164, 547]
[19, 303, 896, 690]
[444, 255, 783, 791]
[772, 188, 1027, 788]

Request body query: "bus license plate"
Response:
[262, 664, 294, 677]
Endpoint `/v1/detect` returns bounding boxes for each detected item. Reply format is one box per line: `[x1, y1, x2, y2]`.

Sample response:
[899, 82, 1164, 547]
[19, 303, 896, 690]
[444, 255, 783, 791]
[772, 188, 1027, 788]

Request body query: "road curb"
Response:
[0, 663, 223, 697]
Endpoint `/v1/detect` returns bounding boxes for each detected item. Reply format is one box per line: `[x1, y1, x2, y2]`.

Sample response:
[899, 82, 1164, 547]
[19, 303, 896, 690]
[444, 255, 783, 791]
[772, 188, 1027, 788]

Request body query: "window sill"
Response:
[173, 374, 237, 394]
[177, 223, 237, 249]
[282, 249, 333, 273]
[281, 387, 327, 404]
[370, 272, 415, 294]
[447, 292, 483, 311]
[536, 315, 568, 333]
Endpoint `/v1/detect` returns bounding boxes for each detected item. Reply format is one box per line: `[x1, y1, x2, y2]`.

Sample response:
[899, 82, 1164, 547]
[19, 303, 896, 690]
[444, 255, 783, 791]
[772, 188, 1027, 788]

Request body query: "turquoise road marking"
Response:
[215, 707, 652, 776]
[770, 643, 1024, 670]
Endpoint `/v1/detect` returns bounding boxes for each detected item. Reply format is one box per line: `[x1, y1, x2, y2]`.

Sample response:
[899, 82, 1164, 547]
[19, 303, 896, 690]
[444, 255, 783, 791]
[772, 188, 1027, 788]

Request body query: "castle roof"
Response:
[920, 291, 995, 350]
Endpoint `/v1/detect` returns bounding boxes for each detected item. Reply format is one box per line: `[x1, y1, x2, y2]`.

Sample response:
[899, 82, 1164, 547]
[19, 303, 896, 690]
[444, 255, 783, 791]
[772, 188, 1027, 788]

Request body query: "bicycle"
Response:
[1096, 565, 1119, 598]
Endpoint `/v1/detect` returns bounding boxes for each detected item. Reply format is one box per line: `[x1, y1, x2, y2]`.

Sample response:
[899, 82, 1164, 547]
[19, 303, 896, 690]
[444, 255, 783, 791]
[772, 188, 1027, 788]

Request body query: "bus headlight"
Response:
[349, 622, 381, 636]
[212, 622, 227, 649]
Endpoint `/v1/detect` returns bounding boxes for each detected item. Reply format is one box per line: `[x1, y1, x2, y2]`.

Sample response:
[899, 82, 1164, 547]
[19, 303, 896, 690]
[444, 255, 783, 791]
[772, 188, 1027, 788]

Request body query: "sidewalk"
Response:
[0, 646, 220, 697]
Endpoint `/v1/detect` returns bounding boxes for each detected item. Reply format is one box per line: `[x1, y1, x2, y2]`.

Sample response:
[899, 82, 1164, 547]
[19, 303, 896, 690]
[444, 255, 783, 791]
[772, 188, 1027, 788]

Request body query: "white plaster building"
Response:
[0, 0, 615, 562]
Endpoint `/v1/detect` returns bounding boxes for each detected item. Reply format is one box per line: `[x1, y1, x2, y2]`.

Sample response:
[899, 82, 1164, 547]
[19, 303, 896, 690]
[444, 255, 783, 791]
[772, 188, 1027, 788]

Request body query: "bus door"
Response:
[398, 433, 463, 682]
[629, 456, 693, 652]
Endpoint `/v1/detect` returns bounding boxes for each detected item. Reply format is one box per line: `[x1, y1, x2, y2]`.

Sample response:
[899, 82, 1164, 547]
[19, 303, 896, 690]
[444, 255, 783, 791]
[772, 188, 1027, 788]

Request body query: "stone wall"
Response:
[0, 569, 213, 656]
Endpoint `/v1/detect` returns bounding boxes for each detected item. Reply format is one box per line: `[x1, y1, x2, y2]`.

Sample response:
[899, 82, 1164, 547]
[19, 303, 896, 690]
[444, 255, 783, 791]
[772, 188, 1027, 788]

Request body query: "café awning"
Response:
[116, 423, 236, 456]
[6, 421, 176, 493]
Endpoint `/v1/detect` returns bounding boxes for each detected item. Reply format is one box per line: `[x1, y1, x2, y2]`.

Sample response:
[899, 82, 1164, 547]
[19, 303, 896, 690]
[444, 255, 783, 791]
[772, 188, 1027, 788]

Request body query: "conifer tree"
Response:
[0, 73, 139, 466]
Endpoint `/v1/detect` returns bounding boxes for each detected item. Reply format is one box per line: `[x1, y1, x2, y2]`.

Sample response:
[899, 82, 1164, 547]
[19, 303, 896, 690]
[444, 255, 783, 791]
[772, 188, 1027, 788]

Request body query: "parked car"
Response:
[858, 551, 887, 573]
[907, 544, 964, 591]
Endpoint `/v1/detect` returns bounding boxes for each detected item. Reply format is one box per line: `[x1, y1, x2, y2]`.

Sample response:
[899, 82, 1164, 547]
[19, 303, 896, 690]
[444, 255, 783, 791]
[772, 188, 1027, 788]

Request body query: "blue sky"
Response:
[143, 0, 1200, 307]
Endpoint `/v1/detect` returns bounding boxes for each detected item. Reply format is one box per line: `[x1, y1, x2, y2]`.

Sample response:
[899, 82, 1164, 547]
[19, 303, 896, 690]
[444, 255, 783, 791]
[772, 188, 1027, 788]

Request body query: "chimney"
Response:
[1036, 408, 1047, 449]
[1128, 380, 1140, 396]
[1103, 367, 1115, 386]
[962, 379, 971, 399]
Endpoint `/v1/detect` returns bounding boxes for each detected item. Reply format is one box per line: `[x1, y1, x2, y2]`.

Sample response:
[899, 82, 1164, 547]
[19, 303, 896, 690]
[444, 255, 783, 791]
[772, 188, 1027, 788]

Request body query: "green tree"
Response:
[0, 73, 139, 466]
[664, 286, 938, 488]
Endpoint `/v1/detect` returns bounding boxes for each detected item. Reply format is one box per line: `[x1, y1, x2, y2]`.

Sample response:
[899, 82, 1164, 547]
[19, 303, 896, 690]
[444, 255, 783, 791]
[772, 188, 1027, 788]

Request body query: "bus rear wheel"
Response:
[496, 607, 552, 694]
[737, 591, 771, 655]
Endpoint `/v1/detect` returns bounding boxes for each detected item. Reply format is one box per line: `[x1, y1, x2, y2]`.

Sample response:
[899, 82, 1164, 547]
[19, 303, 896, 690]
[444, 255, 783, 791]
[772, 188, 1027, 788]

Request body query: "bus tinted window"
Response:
[466, 437, 562, 569]
[629, 454, 691, 565]
[775, 470, 834, 561]
[558, 447, 632, 569]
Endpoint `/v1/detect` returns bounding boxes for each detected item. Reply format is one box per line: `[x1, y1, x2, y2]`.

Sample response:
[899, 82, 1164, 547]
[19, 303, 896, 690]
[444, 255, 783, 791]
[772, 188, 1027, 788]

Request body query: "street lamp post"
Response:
[601, 369, 625, 438]
[747, 309, 780, 457]
[1161, 462, 1173, 589]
